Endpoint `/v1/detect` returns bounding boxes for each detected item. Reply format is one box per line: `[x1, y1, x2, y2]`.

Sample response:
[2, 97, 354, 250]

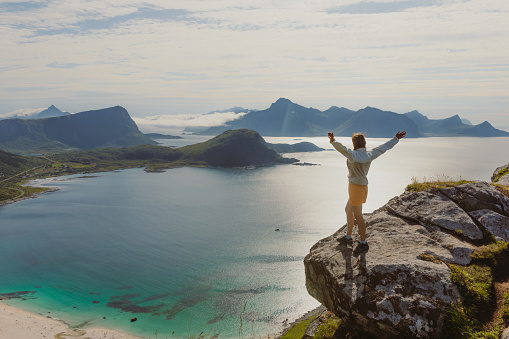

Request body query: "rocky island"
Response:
[303, 167, 509, 338]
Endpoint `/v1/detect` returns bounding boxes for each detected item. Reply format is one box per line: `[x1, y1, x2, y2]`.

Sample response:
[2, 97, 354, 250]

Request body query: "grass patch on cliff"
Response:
[314, 314, 341, 339]
[443, 268, 499, 339]
[471, 242, 509, 274]
[450, 265, 494, 312]
[406, 175, 472, 192]
[502, 293, 509, 325]
[444, 241, 509, 338]
[418, 253, 444, 264]
[278, 316, 315, 339]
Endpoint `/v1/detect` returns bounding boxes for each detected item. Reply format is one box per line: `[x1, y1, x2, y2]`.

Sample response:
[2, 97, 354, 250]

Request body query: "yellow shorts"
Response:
[348, 183, 368, 206]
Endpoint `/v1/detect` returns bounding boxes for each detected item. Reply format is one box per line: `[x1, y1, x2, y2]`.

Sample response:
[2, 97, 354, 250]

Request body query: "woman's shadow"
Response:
[337, 242, 368, 302]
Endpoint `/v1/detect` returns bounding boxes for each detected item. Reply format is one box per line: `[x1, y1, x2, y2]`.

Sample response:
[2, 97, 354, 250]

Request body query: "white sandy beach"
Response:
[0, 302, 143, 339]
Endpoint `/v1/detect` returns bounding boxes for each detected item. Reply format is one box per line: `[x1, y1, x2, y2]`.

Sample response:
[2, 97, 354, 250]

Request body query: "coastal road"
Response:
[0, 155, 53, 203]
[0, 155, 53, 185]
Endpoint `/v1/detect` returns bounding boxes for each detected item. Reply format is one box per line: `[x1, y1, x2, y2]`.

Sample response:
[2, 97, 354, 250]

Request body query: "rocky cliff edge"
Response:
[304, 169, 509, 338]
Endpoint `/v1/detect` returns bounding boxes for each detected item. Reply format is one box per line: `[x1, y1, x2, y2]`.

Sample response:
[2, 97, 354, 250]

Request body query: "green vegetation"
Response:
[418, 253, 444, 264]
[443, 241, 509, 338]
[450, 265, 494, 311]
[493, 167, 509, 183]
[502, 293, 509, 324]
[0, 150, 50, 204]
[471, 242, 509, 272]
[443, 265, 495, 339]
[279, 310, 341, 339]
[314, 314, 341, 339]
[406, 175, 473, 192]
[279, 315, 316, 339]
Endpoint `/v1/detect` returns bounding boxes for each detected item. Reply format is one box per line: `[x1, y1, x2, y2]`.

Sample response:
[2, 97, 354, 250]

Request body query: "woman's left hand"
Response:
[328, 132, 335, 143]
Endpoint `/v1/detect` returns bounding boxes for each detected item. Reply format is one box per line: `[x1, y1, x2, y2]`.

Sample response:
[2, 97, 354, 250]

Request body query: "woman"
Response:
[328, 131, 406, 254]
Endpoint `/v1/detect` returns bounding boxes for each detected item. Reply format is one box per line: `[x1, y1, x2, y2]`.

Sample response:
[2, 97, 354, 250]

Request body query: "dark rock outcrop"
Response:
[304, 181, 509, 338]
[493, 164, 509, 186]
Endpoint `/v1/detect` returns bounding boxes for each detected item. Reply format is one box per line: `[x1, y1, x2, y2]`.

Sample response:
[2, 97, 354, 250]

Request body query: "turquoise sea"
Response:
[1, 136, 508, 338]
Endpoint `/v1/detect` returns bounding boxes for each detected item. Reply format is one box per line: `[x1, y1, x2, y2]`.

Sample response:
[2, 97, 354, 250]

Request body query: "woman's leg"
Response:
[351, 205, 366, 241]
[345, 201, 355, 236]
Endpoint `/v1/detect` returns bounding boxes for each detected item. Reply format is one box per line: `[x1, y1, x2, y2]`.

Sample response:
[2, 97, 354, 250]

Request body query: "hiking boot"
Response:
[337, 235, 353, 245]
[353, 242, 369, 255]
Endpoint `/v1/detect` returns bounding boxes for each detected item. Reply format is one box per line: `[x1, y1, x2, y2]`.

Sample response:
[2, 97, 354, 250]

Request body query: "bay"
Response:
[0, 136, 507, 338]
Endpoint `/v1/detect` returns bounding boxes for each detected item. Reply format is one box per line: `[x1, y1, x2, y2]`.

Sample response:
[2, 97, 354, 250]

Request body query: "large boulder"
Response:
[304, 181, 508, 338]
[441, 181, 509, 217]
[305, 211, 463, 338]
[469, 209, 509, 242]
[385, 190, 482, 240]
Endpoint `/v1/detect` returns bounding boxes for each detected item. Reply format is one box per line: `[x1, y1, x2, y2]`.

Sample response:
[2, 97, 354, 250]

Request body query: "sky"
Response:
[1, 0, 508, 132]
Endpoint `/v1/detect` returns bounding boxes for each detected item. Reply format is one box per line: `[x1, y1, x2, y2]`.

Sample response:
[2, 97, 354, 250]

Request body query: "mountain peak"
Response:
[36, 105, 70, 119]
[272, 98, 293, 107]
[275, 98, 292, 104]
[268, 98, 294, 110]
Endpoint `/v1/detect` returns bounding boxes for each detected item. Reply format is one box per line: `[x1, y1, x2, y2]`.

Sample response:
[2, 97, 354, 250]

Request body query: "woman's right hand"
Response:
[328, 132, 335, 143]
[395, 131, 406, 139]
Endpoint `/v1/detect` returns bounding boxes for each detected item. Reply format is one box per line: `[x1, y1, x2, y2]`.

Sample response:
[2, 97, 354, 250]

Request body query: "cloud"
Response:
[47, 62, 81, 68]
[0, 107, 46, 119]
[328, 0, 438, 14]
[133, 111, 247, 132]
[0, 0, 508, 130]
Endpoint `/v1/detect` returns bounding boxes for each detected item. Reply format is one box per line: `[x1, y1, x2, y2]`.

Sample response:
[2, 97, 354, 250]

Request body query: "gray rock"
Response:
[421, 225, 475, 265]
[499, 175, 509, 186]
[469, 209, 509, 242]
[305, 211, 462, 339]
[501, 326, 509, 339]
[385, 191, 483, 240]
[441, 181, 509, 217]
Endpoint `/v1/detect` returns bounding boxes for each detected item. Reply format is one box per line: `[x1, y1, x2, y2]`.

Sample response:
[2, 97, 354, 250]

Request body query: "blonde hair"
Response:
[352, 133, 366, 150]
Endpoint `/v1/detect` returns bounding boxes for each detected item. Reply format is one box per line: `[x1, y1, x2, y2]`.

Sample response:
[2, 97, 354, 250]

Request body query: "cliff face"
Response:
[304, 181, 509, 338]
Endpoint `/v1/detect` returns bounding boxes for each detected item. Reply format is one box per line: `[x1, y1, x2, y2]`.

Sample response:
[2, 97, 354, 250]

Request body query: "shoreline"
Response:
[275, 305, 326, 338]
[0, 299, 316, 339]
[0, 300, 143, 339]
[0, 187, 60, 207]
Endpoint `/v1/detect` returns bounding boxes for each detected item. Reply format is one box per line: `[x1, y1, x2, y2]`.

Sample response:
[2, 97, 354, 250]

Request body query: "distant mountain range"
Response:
[199, 98, 509, 138]
[0, 106, 155, 154]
